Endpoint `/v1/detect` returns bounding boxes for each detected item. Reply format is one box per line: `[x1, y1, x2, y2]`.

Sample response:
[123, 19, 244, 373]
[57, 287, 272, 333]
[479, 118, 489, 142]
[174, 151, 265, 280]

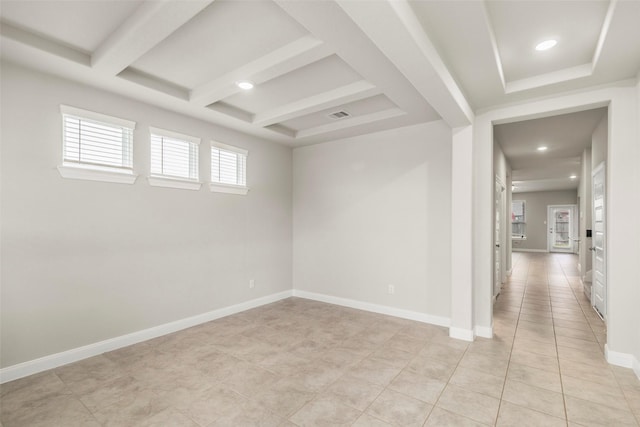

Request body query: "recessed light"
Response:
[535, 39, 557, 51]
[570, 175, 577, 179]
[537, 146, 548, 152]
[236, 80, 254, 90]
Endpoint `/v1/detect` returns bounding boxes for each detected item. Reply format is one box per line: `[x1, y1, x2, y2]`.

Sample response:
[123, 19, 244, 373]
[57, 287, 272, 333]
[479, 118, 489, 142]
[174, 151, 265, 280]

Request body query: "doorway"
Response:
[547, 204, 578, 253]
[592, 162, 606, 319]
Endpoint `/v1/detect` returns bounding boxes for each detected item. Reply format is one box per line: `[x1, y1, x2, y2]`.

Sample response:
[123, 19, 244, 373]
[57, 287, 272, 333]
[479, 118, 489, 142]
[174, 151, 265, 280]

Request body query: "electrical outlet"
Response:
[388, 284, 395, 295]
[249, 279, 255, 289]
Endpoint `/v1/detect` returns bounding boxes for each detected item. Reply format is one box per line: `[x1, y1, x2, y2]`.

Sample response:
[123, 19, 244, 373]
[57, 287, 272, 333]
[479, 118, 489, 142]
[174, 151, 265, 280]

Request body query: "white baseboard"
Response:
[449, 327, 474, 342]
[292, 289, 450, 328]
[475, 325, 493, 338]
[512, 248, 548, 253]
[605, 344, 636, 369]
[633, 355, 640, 380]
[0, 290, 293, 384]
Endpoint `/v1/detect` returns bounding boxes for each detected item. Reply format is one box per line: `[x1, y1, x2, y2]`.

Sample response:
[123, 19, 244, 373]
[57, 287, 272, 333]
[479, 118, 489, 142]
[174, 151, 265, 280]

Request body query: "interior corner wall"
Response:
[578, 147, 593, 285]
[511, 190, 578, 252]
[634, 75, 640, 375]
[493, 141, 509, 281]
[592, 114, 608, 169]
[0, 62, 293, 368]
[292, 122, 452, 320]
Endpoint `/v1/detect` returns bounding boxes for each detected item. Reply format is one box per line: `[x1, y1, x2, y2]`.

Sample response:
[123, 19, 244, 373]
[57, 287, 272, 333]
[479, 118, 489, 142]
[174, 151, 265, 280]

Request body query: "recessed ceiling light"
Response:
[236, 80, 254, 90]
[537, 146, 548, 152]
[535, 39, 557, 51]
[570, 175, 577, 179]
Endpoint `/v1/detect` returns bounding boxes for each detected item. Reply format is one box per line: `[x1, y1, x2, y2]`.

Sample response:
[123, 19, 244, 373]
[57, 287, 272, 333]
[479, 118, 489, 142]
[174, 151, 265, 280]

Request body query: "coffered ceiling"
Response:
[0, 0, 639, 149]
[0, 0, 443, 146]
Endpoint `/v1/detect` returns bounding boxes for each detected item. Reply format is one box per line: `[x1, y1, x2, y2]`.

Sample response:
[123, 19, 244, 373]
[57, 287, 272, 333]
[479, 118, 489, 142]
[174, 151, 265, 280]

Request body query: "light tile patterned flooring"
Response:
[1, 252, 639, 426]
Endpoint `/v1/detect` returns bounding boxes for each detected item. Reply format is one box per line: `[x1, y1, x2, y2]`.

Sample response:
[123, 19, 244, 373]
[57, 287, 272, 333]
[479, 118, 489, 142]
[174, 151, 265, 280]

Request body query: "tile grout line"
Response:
[547, 258, 570, 427]
[492, 254, 530, 426]
[560, 260, 640, 425]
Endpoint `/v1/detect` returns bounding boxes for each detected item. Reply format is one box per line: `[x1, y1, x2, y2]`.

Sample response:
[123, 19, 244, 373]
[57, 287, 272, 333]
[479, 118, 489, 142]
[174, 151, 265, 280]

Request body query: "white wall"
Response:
[578, 147, 592, 285]
[0, 62, 293, 368]
[511, 190, 578, 252]
[292, 122, 452, 320]
[634, 75, 640, 376]
[592, 114, 608, 169]
[493, 142, 510, 282]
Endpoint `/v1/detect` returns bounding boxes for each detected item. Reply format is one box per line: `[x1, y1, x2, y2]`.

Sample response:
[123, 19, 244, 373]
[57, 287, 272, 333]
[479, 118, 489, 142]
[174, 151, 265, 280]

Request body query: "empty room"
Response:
[1, 0, 640, 426]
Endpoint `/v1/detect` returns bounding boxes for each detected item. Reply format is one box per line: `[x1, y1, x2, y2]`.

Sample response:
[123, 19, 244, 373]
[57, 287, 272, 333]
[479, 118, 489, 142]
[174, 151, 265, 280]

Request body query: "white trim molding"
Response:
[0, 290, 292, 384]
[633, 354, 640, 380]
[292, 289, 450, 328]
[209, 183, 249, 195]
[449, 327, 474, 342]
[475, 325, 493, 339]
[605, 344, 635, 369]
[58, 165, 138, 184]
[512, 248, 548, 253]
[148, 176, 201, 191]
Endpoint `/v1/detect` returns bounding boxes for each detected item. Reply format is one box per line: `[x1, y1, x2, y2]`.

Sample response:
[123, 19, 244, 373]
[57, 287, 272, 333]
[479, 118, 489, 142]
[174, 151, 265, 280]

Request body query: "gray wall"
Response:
[511, 190, 578, 251]
[1, 63, 293, 367]
[292, 122, 452, 319]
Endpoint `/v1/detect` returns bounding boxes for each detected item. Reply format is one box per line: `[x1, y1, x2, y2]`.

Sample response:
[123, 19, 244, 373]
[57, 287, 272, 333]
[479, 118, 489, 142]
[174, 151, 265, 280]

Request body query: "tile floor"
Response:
[1, 252, 639, 426]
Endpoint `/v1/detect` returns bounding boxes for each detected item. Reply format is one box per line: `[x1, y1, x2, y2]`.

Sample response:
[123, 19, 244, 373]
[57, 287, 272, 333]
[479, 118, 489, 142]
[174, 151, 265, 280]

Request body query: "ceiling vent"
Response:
[328, 110, 350, 119]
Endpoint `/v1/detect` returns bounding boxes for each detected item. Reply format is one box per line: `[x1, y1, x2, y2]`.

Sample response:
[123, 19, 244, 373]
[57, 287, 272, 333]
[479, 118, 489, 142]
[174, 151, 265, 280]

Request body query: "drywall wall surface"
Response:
[511, 190, 578, 251]
[0, 62, 293, 367]
[592, 114, 608, 170]
[578, 147, 593, 283]
[292, 121, 452, 319]
[493, 141, 509, 283]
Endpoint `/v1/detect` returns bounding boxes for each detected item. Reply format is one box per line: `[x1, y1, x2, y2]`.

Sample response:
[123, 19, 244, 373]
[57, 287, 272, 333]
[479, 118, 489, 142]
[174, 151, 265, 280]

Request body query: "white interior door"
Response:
[494, 180, 504, 297]
[548, 205, 576, 253]
[592, 163, 606, 319]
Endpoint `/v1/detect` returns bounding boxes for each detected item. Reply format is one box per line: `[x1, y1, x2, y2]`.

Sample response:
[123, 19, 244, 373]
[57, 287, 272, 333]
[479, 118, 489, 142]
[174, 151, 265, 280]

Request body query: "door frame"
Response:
[474, 88, 631, 345]
[591, 162, 607, 319]
[547, 204, 578, 253]
[494, 177, 505, 299]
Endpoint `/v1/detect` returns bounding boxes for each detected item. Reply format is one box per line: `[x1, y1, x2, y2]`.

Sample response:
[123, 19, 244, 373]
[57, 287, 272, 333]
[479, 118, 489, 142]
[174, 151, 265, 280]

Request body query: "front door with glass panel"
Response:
[548, 205, 576, 253]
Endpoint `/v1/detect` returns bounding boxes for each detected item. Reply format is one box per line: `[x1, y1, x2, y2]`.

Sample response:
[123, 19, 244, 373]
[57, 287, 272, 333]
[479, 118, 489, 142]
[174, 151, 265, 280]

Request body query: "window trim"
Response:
[210, 141, 249, 195]
[148, 127, 201, 189]
[59, 105, 138, 184]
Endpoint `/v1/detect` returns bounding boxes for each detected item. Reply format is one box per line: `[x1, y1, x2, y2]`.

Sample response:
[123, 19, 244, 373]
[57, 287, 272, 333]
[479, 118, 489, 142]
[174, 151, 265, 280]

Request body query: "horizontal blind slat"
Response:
[63, 114, 133, 170]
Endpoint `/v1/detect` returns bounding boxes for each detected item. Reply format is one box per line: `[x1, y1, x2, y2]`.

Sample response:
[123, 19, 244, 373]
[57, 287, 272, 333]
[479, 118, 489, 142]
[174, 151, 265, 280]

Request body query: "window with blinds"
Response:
[211, 143, 247, 187]
[150, 128, 199, 181]
[61, 106, 135, 172]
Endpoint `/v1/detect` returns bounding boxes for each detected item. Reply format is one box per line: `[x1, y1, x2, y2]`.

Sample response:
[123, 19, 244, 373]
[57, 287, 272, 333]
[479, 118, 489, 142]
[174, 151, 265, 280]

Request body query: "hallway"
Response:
[493, 252, 640, 425]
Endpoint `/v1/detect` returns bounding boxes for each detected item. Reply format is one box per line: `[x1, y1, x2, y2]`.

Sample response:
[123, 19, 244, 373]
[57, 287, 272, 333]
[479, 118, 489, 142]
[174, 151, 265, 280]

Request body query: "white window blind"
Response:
[211, 143, 247, 187]
[61, 105, 134, 172]
[150, 128, 199, 181]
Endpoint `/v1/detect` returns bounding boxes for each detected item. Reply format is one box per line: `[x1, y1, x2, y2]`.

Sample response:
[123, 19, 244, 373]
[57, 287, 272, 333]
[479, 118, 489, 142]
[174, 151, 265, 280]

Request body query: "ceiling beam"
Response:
[189, 36, 332, 107]
[252, 80, 378, 127]
[91, 0, 213, 75]
[336, 0, 474, 127]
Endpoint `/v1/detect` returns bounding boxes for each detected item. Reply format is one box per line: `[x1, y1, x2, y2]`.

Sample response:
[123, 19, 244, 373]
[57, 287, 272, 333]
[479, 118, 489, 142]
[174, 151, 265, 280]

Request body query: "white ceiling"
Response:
[0, 0, 638, 153]
[410, 0, 640, 109]
[0, 0, 440, 146]
[494, 108, 607, 193]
